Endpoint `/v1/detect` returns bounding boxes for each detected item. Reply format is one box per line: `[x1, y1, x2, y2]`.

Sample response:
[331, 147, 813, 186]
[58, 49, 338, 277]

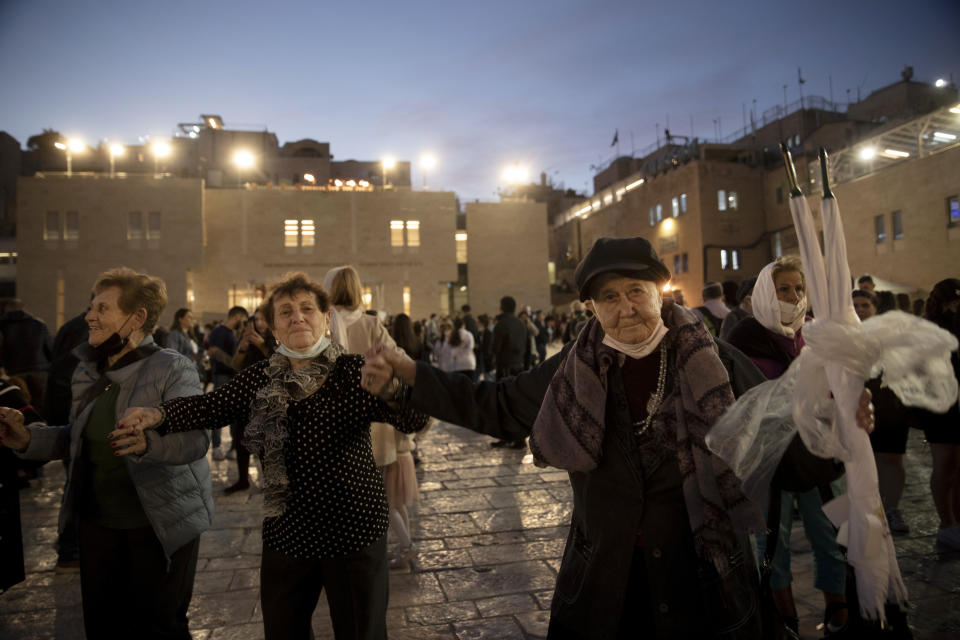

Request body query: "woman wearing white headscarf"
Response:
[727, 257, 849, 637]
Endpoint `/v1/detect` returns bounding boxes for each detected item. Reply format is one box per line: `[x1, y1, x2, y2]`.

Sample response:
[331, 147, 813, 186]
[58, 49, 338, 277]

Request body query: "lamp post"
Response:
[421, 153, 437, 190]
[109, 144, 124, 178]
[55, 139, 86, 177]
[381, 156, 396, 190]
[233, 149, 254, 187]
[151, 141, 171, 178]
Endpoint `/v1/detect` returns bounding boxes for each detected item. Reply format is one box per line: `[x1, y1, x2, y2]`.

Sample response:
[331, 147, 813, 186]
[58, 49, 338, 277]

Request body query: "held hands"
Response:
[362, 344, 416, 399]
[0, 407, 30, 451]
[108, 407, 164, 457]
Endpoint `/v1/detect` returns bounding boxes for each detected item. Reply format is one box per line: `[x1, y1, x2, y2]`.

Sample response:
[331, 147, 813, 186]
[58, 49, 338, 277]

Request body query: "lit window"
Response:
[892, 210, 903, 240]
[649, 207, 656, 227]
[731, 249, 740, 270]
[127, 211, 143, 240]
[362, 286, 373, 308]
[656, 204, 663, 222]
[0, 252, 16, 265]
[300, 219, 315, 247]
[402, 286, 411, 316]
[727, 191, 739, 210]
[44, 211, 60, 241]
[406, 220, 420, 247]
[875, 214, 886, 243]
[390, 220, 404, 247]
[455, 232, 467, 263]
[64, 211, 79, 241]
[671, 197, 679, 218]
[285, 219, 300, 248]
[147, 211, 161, 241]
[947, 195, 959, 227]
[720, 249, 729, 270]
[680, 193, 687, 214]
[773, 231, 783, 258]
[718, 190, 727, 211]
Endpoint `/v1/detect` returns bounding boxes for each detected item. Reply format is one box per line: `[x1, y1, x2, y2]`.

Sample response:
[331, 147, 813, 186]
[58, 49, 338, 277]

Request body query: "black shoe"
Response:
[223, 481, 250, 495]
[490, 440, 509, 448]
[507, 440, 526, 450]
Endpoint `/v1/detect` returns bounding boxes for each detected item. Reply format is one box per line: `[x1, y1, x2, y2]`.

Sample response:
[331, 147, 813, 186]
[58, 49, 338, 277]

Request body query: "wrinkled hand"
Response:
[108, 423, 147, 457]
[362, 344, 417, 398]
[856, 388, 874, 434]
[0, 406, 30, 451]
[115, 407, 165, 432]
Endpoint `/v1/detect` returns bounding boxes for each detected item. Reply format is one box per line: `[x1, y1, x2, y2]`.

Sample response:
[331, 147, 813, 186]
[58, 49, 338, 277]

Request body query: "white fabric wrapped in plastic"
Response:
[707, 189, 958, 620]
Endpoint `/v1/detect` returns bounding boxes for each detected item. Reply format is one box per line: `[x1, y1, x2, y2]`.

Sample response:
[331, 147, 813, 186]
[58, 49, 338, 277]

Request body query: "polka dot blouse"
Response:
[159, 354, 428, 560]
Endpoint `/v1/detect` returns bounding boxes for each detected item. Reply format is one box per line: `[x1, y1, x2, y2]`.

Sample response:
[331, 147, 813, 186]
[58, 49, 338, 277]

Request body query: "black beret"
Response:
[574, 237, 671, 301]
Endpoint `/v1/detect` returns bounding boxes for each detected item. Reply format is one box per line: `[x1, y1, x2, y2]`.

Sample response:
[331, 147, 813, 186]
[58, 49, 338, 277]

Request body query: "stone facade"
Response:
[465, 201, 550, 316]
[16, 175, 553, 329]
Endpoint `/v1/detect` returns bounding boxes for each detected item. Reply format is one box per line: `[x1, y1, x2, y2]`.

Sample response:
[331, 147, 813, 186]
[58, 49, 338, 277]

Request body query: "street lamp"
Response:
[502, 164, 529, 185]
[381, 156, 396, 189]
[303, 173, 316, 184]
[55, 138, 86, 177]
[151, 141, 171, 177]
[233, 149, 255, 186]
[109, 144, 125, 178]
[421, 153, 437, 190]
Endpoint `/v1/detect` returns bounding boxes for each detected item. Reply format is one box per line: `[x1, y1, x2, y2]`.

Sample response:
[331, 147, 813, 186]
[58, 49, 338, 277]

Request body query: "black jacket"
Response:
[492, 312, 526, 372]
[0, 310, 53, 374]
[406, 314, 765, 638]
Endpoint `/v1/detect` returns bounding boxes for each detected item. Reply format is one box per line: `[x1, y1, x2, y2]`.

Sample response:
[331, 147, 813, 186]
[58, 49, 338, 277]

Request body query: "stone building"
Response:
[15, 175, 547, 329]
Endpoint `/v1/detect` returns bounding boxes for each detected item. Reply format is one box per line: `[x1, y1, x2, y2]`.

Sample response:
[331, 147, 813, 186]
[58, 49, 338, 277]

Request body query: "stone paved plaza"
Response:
[2, 419, 959, 639]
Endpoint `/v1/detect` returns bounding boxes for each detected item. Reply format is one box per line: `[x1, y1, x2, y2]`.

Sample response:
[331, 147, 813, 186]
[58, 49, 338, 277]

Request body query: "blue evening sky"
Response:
[1, 0, 957, 201]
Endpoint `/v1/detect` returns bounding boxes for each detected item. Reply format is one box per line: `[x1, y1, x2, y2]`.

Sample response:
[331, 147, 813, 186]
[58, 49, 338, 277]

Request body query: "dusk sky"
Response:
[2, 0, 958, 201]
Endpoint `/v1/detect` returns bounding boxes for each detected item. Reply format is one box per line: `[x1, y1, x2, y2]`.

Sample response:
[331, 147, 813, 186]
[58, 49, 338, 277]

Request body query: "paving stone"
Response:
[230, 568, 260, 591]
[453, 615, 525, 639]
[437, 561, 556, 601]
[444, 531, 527, 549]
[453, 465, 519, 479]
[532, 589, 554, 610]
[474, 593, 538, 617]
[405, 600, 479, 625]
[205, 554, 262, 571]
[416, 547, 474, 571]
[484, 488, 555, 509]
[413, 512, 482, 539]
[208, 621, 263, 639]
[514, 609, 550, 639]
[387, 623, 458, 639]
[468, 539, 564, 566]
[194, 569, 236, 594]
[442, 478, 499, 490]
[188, 588, 259, 628]
[387, 572, 448, 607]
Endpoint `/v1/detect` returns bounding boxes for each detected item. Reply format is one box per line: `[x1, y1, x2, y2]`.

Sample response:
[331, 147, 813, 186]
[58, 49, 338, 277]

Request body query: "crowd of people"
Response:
[0, 238, 956, 639]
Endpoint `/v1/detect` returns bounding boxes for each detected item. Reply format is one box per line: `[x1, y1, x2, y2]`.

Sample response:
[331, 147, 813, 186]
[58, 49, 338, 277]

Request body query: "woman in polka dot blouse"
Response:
[112, 272, 428, 640]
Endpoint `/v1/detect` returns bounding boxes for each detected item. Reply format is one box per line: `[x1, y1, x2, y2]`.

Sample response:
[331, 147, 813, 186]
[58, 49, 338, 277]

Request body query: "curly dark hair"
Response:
[262, 272, 330, 330]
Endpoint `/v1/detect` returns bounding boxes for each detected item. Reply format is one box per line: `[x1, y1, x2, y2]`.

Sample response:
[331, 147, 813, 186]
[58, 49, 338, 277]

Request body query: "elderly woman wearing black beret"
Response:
[362, 237, 874, 639]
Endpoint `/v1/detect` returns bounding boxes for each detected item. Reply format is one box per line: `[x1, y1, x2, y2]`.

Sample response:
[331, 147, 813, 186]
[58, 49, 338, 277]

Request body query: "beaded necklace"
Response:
[632, 340, 668, 437]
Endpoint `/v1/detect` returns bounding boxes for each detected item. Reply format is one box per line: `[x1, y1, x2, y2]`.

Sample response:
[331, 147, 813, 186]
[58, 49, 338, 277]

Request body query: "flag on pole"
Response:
[610, 129, 618, 147]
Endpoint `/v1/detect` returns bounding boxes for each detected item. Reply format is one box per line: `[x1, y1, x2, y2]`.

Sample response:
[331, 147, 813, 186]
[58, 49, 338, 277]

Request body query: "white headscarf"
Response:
[752, 261, 807, 338]
[323, 266, 364, 348]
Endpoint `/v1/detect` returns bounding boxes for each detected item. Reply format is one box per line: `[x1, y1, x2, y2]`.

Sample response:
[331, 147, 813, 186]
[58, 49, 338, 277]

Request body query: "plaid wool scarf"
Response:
[530, 305, 763, 562]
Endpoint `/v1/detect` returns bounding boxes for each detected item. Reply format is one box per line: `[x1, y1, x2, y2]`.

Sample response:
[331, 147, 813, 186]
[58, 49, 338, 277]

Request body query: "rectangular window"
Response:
[127, 211, 143, 240]
[649, 206, 656, 227]
[727, 191, 739, 210]
[948, 195, 959, 227]
[655, 203, 663, 222]
[720, 249, 729, 270]
[671, 197, 679, 218]
[673, 255, 681, 274]
[300, 219, 315, 248]
[718, 189, 727, 211]
[874, 214, 886, 243]
[44, 211, 60, 241]
[892, 210, 903, 240]
[402, 286, 411, 316]
[682, 253, 688, 273]
[732, 249, 740, 270]
[773, 231, 783, 258]
[362, 286, 373, 308]
[390, 220, 404, 247]
[680, 193, 687, 214]
[455, 232, 467, 263]
[406, 220, 420, 247]
[147, 211, 161, 241]
[64, 211, 79, 241]
[285, 219, 300, 248]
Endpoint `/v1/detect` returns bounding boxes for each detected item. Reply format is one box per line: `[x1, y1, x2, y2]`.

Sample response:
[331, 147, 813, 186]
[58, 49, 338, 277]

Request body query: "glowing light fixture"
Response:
[935, 78, 948, 88]
[625, 178, 644, 191]
[232, 149, 254, 168]
[502, 164, 529, 184]
[858, 147, 877, 160]
[933, 131, 957, 142]
[303, 173, 316, 183]
[881, 148, 909, 159]
[381, 156, 397, 170]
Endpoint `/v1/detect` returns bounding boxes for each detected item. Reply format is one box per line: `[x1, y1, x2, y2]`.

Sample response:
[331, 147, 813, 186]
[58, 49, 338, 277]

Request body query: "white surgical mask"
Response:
[602, 318, 669, 359]
[778, 296, 807, 335]
[276, 335, 331, 360]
